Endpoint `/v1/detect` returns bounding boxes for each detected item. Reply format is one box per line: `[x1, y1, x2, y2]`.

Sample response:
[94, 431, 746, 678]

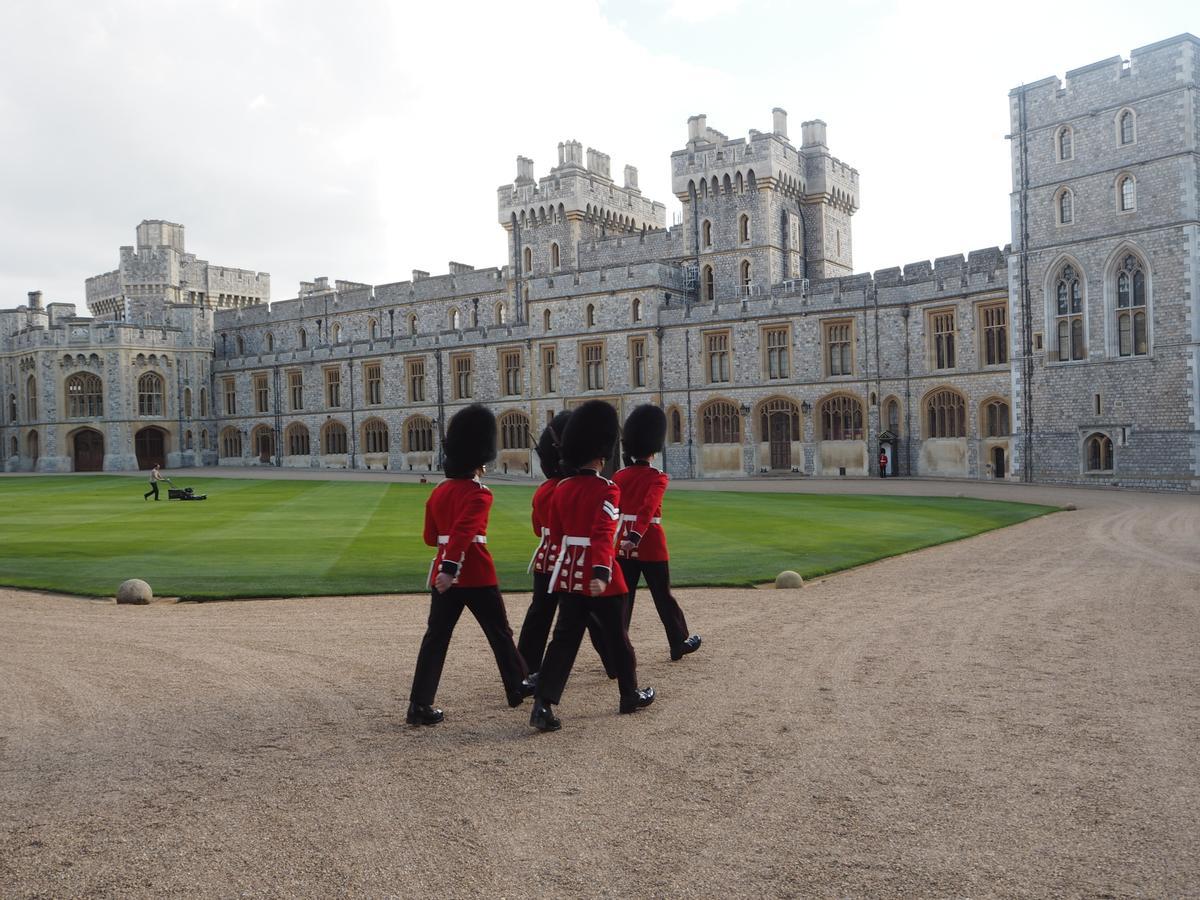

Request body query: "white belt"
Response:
[429, 534, 487, 584]
[619, 515, 662, 525]
[527, 526, 551, 574]
[548, 535, 591, 589]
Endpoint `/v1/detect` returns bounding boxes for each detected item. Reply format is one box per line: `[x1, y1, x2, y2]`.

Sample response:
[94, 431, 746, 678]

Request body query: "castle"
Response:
[2, 34, 1196, 491]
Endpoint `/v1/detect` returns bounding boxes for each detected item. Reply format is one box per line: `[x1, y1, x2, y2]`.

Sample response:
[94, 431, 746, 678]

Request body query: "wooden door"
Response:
[135, 427, 166, 470]
[768, 413, 792, 470]
[74, 429, 104, 471]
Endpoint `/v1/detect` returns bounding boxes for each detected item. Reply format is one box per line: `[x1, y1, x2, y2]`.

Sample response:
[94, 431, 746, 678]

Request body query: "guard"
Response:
[530, 400, 654, 732]
[406, 404, 531, 726]
[615, 404, 701, 661]
[517, 410, 613, 679]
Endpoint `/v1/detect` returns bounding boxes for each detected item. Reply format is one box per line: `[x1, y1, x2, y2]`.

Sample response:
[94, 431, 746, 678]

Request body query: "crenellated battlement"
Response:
[1009, 33, 1198, 130]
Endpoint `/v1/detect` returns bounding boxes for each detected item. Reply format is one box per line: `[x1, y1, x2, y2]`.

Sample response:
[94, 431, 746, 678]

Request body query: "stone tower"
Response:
[1008, 32, 1199, 488]
[669, 110, 859, 304]
[496, 143, 666, 320]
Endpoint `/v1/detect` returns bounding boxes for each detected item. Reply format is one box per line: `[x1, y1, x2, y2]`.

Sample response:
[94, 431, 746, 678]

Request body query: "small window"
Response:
[541, 344, 557, 393]
[236, 335, 245, 355]
[266, 333, 274, 352]
[586, 304, 595, 327]
[409, 314, 418, 336]
[702, 220, 712, 249]
[544, 309, 552, 331]
[495, 302, 507, 326]
[1057, 189, 1073, 225]
[1057, 126, 1073, 161]
[501, 349, 522, 396]
[931, 310, 956, 369]
[582, 342, 604, 391]
[299, 328, 307, 349]
[407, 358, 426, 402]
[705, 331, 731, 383]
[369, 319, 378, 340]
[632, 297, 642, 322]
[325, 368, 342, 408]
[702, 266, 714, 302]
[452, 354, 473, 399]
[523, 247, 532, 271]
[670, 408, 683, 444]
[739, 214, 750, 243]
[1118, 176, 1136, 212]
[449, 308, 461, 330]
[630, 337, 647, 388]
[365, 363, 383, 405]
[550, 243, 560, 270]
[1118, 110, 1135, 145]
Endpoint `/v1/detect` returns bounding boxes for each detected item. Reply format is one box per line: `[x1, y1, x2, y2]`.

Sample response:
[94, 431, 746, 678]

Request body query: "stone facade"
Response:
[2, 35, 1196, 491]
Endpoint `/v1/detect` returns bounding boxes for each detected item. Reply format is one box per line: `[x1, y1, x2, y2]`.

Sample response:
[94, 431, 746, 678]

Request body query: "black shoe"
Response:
[507, 677, 536, 708]
[671, 635, 702, 661]
[619, 687, 655, 714]
[529, 699, 561, 732]
[405, 701, 444, 726]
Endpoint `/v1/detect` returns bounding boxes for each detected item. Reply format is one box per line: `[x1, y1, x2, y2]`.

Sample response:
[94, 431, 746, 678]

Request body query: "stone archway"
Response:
[73, 429, 105, 472]
[135, 427, 167, 470]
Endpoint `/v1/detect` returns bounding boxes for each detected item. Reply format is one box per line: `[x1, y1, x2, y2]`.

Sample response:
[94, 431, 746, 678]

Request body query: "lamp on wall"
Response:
[801, 400, 812, 414]
[739, 402, 751, 415]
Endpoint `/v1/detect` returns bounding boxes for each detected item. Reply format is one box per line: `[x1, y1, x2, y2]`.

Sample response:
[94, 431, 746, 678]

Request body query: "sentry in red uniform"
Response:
[406, 405, 529, 726]
[614, 405, 701, 662]
[530, 400, 654, 733]
[517, 411, 615, 677]
[423, 477, 496, 587]
[547, 470, 628, 598]
[614, 461, 669, 562]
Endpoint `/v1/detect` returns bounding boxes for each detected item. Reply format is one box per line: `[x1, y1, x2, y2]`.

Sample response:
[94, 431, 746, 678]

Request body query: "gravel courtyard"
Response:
[1, 479, 1197, 898]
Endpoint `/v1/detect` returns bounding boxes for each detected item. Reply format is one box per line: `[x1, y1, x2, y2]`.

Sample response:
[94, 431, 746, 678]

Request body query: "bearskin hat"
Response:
[560, 400, 619, 469]
[442, 404, 497, 477]
[536, 410, 573, 479]
[621, 404, 667, 461]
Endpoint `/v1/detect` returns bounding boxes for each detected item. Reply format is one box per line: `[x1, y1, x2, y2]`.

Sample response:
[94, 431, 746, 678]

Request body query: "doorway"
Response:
[135, 427, 167, 470]
[768, 412, 792, 470]
[991, 446, 1006, 479]
[74, 429, 104, 472]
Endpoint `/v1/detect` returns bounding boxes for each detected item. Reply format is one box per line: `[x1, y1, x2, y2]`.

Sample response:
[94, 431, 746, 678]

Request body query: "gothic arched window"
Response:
[1054, 264, 1085, 361]
[1116, 254, 1148, 357]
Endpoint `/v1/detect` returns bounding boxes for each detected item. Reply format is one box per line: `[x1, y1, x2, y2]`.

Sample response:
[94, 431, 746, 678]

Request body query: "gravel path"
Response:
[1, 482, 1197, 898]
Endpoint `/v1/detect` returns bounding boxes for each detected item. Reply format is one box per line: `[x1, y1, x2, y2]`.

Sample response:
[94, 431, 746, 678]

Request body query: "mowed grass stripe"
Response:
[0, 476, 1054, 598]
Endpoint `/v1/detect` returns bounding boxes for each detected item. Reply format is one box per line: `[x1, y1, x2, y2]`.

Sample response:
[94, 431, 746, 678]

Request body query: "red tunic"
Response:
[614, 461, 670, 562]
[423, 477, 496, 588]
[529, 477, 560, 575]
[547, 469, 628, 598]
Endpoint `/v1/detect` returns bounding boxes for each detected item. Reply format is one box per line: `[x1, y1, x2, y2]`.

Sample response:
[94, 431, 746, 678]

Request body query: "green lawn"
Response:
[0, 476, 1055, 599]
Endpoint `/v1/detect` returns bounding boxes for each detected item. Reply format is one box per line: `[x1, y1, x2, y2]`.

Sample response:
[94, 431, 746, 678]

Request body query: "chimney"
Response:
[516, 156, 535, 183]
[624, 165, 639, 191]
[687, 115, 700, 142]
[412, 269, 429, 282]
[27, 290, 43, 309]
[772, 107, 788, 138]
[801, 119, 827, 148]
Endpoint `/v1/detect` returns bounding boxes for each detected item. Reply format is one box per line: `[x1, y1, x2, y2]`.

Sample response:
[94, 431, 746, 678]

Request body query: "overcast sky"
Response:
[0, 0, 1193, 306]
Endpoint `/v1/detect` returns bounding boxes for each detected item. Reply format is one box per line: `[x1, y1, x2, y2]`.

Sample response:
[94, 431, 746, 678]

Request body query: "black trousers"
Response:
[144, 482, 159, 500]
[618, 559, 690, 652]
[518, 573, 614, 675]
[409, 585, 528, 707]
[537, 593, 637, 704]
